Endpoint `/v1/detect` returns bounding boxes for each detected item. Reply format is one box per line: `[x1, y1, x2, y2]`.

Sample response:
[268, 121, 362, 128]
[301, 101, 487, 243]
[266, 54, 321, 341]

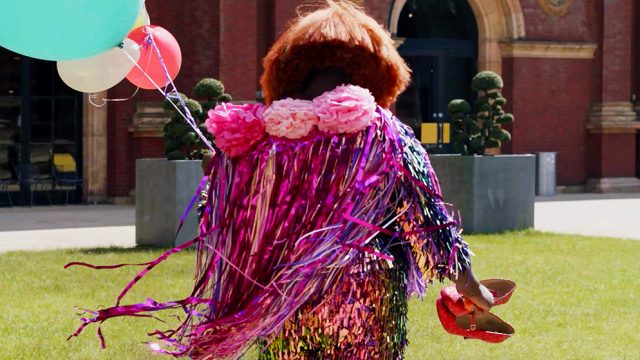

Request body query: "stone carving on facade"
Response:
[128, 102, 170, 138]
[538, 0, 574, 16]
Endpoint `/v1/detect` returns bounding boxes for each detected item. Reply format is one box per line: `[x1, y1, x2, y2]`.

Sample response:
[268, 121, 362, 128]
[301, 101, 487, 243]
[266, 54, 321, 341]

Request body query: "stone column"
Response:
[587, 0, 640, 192]
[82, 92, 108, 203]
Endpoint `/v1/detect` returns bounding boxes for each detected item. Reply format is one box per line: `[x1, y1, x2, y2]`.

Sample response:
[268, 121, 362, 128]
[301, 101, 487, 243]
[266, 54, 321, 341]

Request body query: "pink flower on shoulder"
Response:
[205, 103, 266, 157]
[264, 98, 318, 139]
[313, 85, 378, 134]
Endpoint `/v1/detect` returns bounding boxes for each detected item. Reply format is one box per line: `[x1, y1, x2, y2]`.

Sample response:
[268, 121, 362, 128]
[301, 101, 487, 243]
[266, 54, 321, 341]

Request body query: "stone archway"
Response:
[389, 0, 525, 74]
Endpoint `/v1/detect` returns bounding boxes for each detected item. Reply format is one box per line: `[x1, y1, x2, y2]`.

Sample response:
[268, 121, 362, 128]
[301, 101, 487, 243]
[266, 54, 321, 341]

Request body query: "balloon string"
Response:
[145, 29, 214, 151]
[123, 27, 213, 152]
[88, 87, 140, 108]
[124, 48, 213, 152]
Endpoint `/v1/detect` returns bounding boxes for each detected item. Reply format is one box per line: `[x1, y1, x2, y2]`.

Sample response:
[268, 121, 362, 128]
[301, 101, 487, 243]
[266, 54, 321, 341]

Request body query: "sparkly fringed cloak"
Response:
[69, 109, 471, 359]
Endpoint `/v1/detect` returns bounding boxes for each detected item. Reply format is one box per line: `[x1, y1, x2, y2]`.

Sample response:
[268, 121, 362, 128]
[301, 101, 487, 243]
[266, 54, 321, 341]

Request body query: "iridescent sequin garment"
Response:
[70, 109, 471, 360]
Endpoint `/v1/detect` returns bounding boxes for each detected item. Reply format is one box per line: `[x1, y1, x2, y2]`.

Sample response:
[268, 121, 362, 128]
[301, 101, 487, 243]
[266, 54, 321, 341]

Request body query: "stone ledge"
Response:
[556, 185, 587, 194]
[587, 102, 640, 133]
[500, 41, 597, 59]
[586, 177, 640, 193]
[109, 196, 135, 205]
[128, 102, 169, 138]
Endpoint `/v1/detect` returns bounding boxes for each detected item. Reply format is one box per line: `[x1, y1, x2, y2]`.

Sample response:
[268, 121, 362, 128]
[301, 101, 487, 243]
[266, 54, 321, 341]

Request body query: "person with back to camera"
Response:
[71, 1, 517, 358]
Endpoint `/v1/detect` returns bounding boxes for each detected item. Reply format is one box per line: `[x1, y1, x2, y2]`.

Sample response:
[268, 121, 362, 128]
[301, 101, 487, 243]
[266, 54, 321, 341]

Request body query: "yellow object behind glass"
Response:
[420, 123, 450, 144]
[53, 153, 77, 173]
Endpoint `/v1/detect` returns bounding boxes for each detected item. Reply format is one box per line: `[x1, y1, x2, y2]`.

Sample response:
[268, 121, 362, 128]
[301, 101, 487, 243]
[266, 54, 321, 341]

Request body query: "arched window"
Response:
[394, 0, 478, 153]
[397, 0, 477, 40]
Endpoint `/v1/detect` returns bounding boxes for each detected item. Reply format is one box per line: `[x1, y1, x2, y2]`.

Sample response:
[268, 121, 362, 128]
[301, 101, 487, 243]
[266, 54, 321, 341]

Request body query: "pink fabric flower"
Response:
[205, 103, 266, 157]
[313, 85, 378, 134]
[264, 98, 318, 139]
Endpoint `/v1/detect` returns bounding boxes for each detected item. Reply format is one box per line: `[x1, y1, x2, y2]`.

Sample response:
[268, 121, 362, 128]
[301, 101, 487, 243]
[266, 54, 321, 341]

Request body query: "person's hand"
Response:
[457, 283, 494, 314]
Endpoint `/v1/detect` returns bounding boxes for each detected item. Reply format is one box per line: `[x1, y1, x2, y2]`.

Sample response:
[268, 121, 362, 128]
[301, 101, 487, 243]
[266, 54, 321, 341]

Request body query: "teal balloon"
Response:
[0, 0, 143, 61]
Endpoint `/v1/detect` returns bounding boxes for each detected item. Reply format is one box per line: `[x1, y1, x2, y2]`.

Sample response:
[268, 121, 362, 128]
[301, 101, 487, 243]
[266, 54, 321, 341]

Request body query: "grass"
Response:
[0, 230, 638, 359]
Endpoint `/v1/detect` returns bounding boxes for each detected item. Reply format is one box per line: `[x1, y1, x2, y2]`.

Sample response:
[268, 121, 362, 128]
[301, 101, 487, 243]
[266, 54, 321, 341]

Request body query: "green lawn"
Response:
[0, 230, 638, 359]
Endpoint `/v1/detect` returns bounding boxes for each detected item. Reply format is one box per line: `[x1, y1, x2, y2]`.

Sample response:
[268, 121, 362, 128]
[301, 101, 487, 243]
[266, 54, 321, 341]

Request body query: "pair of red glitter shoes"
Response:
[436, 279, 516, 343]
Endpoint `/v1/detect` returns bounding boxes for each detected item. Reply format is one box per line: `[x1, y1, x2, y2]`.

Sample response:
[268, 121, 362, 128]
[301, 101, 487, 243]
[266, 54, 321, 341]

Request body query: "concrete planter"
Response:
[429, 154, 536, 233]
[136, 159, 202, 247]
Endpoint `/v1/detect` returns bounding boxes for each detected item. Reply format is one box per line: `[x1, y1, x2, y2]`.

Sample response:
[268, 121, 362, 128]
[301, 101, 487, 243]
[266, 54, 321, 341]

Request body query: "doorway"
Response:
[0, 48, 83, 206]
[394, 0, 478, 153]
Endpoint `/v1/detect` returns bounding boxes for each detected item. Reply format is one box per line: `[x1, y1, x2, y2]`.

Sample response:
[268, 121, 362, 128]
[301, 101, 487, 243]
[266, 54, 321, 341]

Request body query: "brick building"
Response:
[1, 0, 639, 204]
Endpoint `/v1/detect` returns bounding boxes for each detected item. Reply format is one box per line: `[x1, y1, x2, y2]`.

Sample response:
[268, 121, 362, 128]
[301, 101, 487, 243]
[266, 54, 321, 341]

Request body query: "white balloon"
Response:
[57, 38, 141, 93]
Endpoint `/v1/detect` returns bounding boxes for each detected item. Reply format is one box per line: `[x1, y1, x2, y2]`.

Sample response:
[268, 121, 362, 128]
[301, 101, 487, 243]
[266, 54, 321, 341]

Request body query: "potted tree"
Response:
[428, 71, 535, 233]
[136, 78, 231, 246]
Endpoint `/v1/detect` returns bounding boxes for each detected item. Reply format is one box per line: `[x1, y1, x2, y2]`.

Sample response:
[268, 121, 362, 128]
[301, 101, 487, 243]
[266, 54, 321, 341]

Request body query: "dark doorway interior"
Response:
[395, 0, 478, 153]
[0, 48, 83, 206]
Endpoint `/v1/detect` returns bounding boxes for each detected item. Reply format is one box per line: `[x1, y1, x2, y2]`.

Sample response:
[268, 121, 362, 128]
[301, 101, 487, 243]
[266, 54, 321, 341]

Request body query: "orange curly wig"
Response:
[260, 0, 411, 108]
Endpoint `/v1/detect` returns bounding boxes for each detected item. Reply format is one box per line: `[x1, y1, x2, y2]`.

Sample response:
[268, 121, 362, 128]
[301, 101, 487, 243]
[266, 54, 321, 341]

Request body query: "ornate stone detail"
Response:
[500, 41, 597, 59]
[538, 0, 574, 16]
[587, 102, 640, 134]
[388, 0, 526, 75]
[128, 102, 170, 138]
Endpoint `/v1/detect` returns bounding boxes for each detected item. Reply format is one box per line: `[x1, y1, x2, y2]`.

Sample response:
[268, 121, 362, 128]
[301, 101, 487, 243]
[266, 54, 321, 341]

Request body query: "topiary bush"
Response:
[162, 78, 232, 160]
[449, 71, 514, 155]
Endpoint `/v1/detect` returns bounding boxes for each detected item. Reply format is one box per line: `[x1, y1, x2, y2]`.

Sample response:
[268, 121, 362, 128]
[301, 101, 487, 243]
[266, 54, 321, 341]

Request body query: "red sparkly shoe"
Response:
[441, 279, 516, 316]
[436, 298, 514, 343]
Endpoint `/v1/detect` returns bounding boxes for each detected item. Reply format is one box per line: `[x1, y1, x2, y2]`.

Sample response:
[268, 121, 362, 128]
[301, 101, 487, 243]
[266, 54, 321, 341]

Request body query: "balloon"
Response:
[132, 5, 151, 30]
[0, 0, 143, 61]
[56, 39, 141, 93]
[126, 26, 182, 90]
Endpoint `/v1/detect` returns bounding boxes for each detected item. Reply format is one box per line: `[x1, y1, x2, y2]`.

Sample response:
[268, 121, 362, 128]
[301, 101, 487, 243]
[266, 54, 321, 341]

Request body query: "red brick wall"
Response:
[635, 0, 640, 102]
[107, 1, 223, 197]
[588, 133, 638, 177]
[520, 0, 599, 42]
[362, 0, 393, 26]
[107, 82, 137, 197]
[502, 57, 592, 185]
[176, 0, 221, 89]
[220, 0, 258, 100]
[273, 0, 303, 38]
[270, 1, 393, 41]
[105, 0, 640, 196]
[600, 0, 634, 102]
[133, 137, 165, 161]
[637, 0, 640, 178]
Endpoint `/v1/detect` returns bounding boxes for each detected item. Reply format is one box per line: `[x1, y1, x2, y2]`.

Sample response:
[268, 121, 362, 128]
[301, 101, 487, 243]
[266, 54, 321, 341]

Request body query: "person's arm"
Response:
[391, 116, 493, 310]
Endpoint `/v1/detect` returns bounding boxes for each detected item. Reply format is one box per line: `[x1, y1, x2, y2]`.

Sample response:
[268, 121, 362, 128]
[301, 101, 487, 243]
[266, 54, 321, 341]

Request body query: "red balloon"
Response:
[126, 25, 182, 90]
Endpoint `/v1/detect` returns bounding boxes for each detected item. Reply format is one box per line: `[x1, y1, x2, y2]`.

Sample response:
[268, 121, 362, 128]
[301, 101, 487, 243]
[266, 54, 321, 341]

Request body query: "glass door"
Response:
[0, 48, 83, 206]
[395, 0, 478, 153]
[0, 51, 22, 200]
[396, 40, 476, 153]
[28, 59, 82, 182]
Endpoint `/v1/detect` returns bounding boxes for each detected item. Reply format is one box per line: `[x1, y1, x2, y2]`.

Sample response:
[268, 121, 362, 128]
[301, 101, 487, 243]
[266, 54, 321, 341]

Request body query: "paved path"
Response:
[534, 193, 640, 241]
[0, 193, 639, 253]
[0, 205, 136, 253]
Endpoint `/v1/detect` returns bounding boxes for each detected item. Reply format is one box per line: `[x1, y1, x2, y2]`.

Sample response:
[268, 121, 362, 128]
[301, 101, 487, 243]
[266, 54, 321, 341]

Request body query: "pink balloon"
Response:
[126, 25, 182, 90]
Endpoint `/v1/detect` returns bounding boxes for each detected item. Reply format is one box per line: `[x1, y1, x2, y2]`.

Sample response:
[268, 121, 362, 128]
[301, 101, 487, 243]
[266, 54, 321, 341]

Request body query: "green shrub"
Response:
[162, 78, 232, 160]
[448, 71, 514, 155]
